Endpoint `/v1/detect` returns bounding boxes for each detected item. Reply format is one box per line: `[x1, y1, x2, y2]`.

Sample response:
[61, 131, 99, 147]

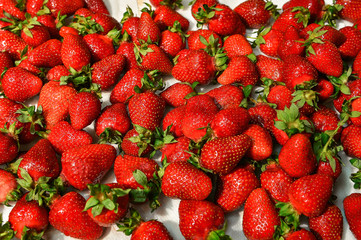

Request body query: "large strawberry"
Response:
[83, 33, 115, 62]
[61, 34, 91, 71]
[27, 39, 62, 68]
[336, 0, 361, 22]
[159, 21, 187, 58]
[343, 193, 361, 239]
[341, 124, 361, 159]
[60, 144, 116, 190]
[46, 0, 84, 17]
[0, 30, 27, 60]
[137, 11, 161, 44]
[223, 34, 253, 58]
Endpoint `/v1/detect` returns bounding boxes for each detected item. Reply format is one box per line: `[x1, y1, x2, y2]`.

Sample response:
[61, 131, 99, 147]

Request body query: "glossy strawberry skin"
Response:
[84, 0, 109, 14]
[137, 11, 161, 44]
[206, 85, 244, 109]
[343, 193, 361, 239]
[0, 30, 27, 60]
[95, 103, 131, 136]
[83, 33, 115, 62]
[160, 137, 195, 163]
[132, 220, 173, 240]
[234, 0, 271, 28]
[244, 124, 273, 161]
[0, 169, 18, 203]
[137, 44, 173, 75]
[161, 83, 194, 107]
[47, 0, 84, 17]
[160, 30, 186, 58]
[336, 0, 361, 23]
[61, 34, 91, 71]
[256, 55, 284, 82]
[28, 39, 62, 68]
[121, 129, 154, 157]
[154, 5, 189, 31]
[223, 34, 253, 58]
[162, 106, 186, 138]
[286, 229, 317, 240]
[187, 29, 222, 51]
[0, 51, 13, 75]
[341, 125, 361, 159]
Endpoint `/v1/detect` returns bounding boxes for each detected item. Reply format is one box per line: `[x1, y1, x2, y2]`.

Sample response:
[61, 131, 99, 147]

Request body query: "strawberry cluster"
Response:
[1, 0, 361, 239]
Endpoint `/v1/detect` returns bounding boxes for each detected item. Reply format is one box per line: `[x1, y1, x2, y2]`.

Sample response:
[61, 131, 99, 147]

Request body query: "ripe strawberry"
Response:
[223, 34, 252, 59]
[316, 156, 342, 181]
[341, 124, 361, 159]
[162, 106, 185, 137]
[91, 54, 125, 90]
[28, 39, 62, 68]
[0, 30, 27, 60]
[1, 67, 42, 103]
[83, 33, 115, 62]
[181, 95, 219, 142]
[95, 103, 131, 138]
[46, 0, 84, 17]
[191, 0, 218, 19]
[257, 28, 284, 57]
[20, 24, 50, 48]
[47, 121, 93, 154]
[243, 124, 273, 161]
[160, 136, 194, 163]
[121, 7, 139, 43]
[272, 7, 309, 33]
[85, 183, 129, 227]
[199, 134, 251, 175]
[206, 85, 244, 109]
[283, 0, 324, 20]
[338, 26, 361, 60]
[159, 22, 187, 57]
[60, 144, 116, 190]
[278, 134, 317, 178]
[49, 191, 103, 240]
[137, 11, 161, 44]
[218, 55, 258, 86]
[161, 161, 212, 200]
[59, 26, 79, 37]
[69, 92, 101, 130]
[37, 15, 59, 38]
[135, 44, 173, 74]
[311, 105, 341, 136]
[187, 29, 222, 51]
[121, 128, 154, 157]
[0, 169, 20, 204]
[17, 139, 59, 181]
[286, 229, 317, 239]
[172, 49, 216, 85]
[300, 23, 346, 47]
[38, 81, 77, 130]
[308, 204, 343, 240]
[261, 163, 294, 203]
[216, 166, 259, 212]
[333, 79, 361, 112]
[343, 193, 361, 239]
[46, 65, 70, 81]
[234, 0, 272, 28]
[248, 102, 277, 132]
[0, 132, 18, 165]
[0, 0, 25, 20]
[84, 0, 110, 15]
[9, 195, 49, 239]
[0, 51, 14, 75]
[314, 78, 334, 101]
[277, 25, 305, 60]
[114, 155, 158, 190]
[150, 0, 180, 8]
[267, 85, 293, 110]
[210, 107, 250, 138]
[179, 200, 229, 239]
[128, 91, 165, 131]
[61, 33, 91, 71]
[116, 42, 139, 71]
[90, 13, 121, 35]
[161, 83, 195, 107]
[243, 188, 280, 240]
[336, 0, 361, 22]
[154, 5, 189, 31]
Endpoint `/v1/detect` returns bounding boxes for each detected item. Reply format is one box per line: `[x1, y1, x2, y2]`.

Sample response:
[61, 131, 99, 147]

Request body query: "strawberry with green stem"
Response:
[318, 3, 343, 27]
[154, 5, 189, 31]
[0, 123, 21, 165]
[159, 21, 188, 58]
[0, 169, 21, 205]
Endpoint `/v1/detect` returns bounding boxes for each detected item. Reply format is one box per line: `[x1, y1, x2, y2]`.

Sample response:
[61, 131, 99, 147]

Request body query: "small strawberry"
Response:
[316, 156, 342, 181]
[338, 26, 361, 60]
[84, 0, 110, 15]
[187, 29, 222, 51]
[60, 144, 116, 190]
[27, 39, 62, 68]
[341, 124, 361, 159]
[311, 105, 341, 136]
[277, 25, 305, 60]
[61, 33, 91, 71]
[234, 0, 274, 28]
[49, 191, 103, 240]
[191, 0, 218, 19]
[206, 85, 244, 109]
[154, 5, 189, 31]
[314, 78, 334, 101]
[244, 124, 273, 161]
[266, 85, 293, 110]
[160, 136, 195, 163]
[159, 21, 187, 58]
[216, 166, 260, 212]
[46, 65, 70, 81]
[162, 106, 186, 137]
[120, 7, 140, 43]
[0, 169, 21, 204]
[343, 193, 361, 239]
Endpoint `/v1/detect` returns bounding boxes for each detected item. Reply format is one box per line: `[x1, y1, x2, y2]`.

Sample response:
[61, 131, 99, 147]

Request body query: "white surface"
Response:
[1, 0, 360, 239]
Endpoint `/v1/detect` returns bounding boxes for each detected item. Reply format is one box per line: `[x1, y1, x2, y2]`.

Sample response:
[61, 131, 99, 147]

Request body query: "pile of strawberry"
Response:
[2, 0, 361, 239]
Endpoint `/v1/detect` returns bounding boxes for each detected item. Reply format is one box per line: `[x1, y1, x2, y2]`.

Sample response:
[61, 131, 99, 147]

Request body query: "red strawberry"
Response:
[0, 30, 27, 60]
[161, 83, 195, 107]
[85, 183, 129, 227]
[84, 0, 109, 15]
[46, 65, 70, 81]
[244, 124, 273, 161]
[91, 13, 121, 35]
[128, 92, 165, 131]
[160, 136, 194, 163]
[343, 193, 361, 239]
[60, 144, 116, 190]
[261, 163, 294, 203]
[49, 191, 103, 240]
[181, 95, 219, 142]
[69, 92, 101, 130]
[121, 7, 139, 43]
[20, 24, 50, 48]
[0, 0, 25, 20]
[283, 0, 324, 20]
[267, 85, 293, 110]
[162, 106, 186, 137]
[339, 26, 361, 60]
[187, 29, 222, 51]
[47, 121, 93, 154]
[159, 22, 187, 57]
[83, 33, 115, 62]
[121, 128, 154, 157]
[210, 107, 250, 138]
[0, 132, 18, 165]
[206, 85, 244, 109]
[59, 26, 79, 37]
[333, 79, 361, 112]
[277, 25, 305, 60]
[17, 139, 59, 181]
[336, 0, 361, 22]
[37, 15, 59, 38]
[243, 188, 280, 240]
[28, 39, 62, 68]
[257, 28, 284, 57]
[311, 105, 341, 136]
[114, 155, 158, 190]
[91, 54, 125, 90]
[234, 0, 272, 28]
[216, 166, 260, 212]
[191, 0, 218, 19]
[248, 102, 277, 131]
[300, 23, 346, 47]
[17, 58, 42, 75]
[341, 124, 361, 159]
[137, 11, 161, 44]
[199, 134, 251, 175]
[308, 204, 343, 240]
[0, 169, 20, 204]
[272, 7, 309, 33]
[61, 33, 91, 71]
[278, 134, 317, 178]
[161, 161, 212, 200]
[179, 200, 229, 239]
[316, 156, 342, 181]
[217, 55, 259, 86]
[286, 229, 317, 239]
[135, 44, 173, 74]
[1, 67, 42, 103]
[154, 5, 189, 31]
[9, 195, 49, 239]
[0, 51, 14, 76]
[38, 81, 77, 130]
[46, 0, 84, 17]
[314, 78, 334, 101]
[116, 42, 139, 71]
[223, 34, 252, 58]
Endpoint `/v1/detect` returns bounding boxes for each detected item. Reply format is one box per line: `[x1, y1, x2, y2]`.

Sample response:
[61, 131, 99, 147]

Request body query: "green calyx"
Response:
[350, 158, 361, 189]
[1, 12, 41, 38]
[275, 201, 300, 230]
[265, 1, 280, 19]
[169, 21, 189, 42]
[36, 0, 50, 16]
[318, 4, 343, 27]
[207, 221, 232, 240]
[134, 41, 155, 65]
[302, 26, 328, 56]
[127, 124, 154, 157]
[20, 226, 44, 240]
[98, 128, 123, 148]
[134, 71, 164, 94]
[159, 0, 183, 9]
[193, 4, 222, 27]
[16, 105, 44, 135]
[84, 184, 131, 217]
[252, 26, 271, 48]
[292, 80, 319, 109]
[1, 122, 23, 146]
[0, 214, 14, 240]
[273, 219, 293, 240]
[328, 66, 354, 98]
[117, 207, 142, 235]
[69, 15, 104, 36]
[291, 6, 310, 28]
[141, 3, 155, 17]
[121, 6, 134, 24]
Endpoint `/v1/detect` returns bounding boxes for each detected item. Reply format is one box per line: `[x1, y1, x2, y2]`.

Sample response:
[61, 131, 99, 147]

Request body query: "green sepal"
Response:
[127, 124, 154, 157]
[59, 65, 98, 94]
[140, 3, 155, 17]
[318, 4, 343, 27]
[21, 226, 44, 240]
[121, 6, 134, 24]
[1, 121, 23, 146]
[69, 15, 104, 36]
[207, 221, 232, 240]
[117, 208, 142, 236]
[328, 67, 353, 98]
[159, 0, 183, 9]
[252, 26, 271, 48]
[106, 28, 123, 46]
[350, 170, 361, 189]
[36, 0, 50, 16]
[16, 105, 44, 135]
[152, 125, 177, 151]
[273, 219, 292, 240]
[134, 42, 154, 65]
[265, 1, 280, 19]
[55, 12, 67, 29]
[291, 6, 310, 28]
[169, 21, 189, 43]
[0, 214, 15, 240]
[98, 127, 123, 148]
[275, 201, 300, 229]
[193, 3, 221, 25]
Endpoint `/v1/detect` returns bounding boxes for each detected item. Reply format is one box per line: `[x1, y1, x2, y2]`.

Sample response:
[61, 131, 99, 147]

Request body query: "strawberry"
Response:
[37, 15, 59, 38]
[49, 191, 103, 240]
[257, 28, 284, 57]
[333, 79, 361, 112]
[47, 121, 93, 154]
[1, 67, 43, 103]
[46, 0, 84, 17]
[121, 7, 139, 43]
[61, 33, 91, 71]
[223, 34, 252, 59]
[59, 26, 79, 37]
[9, 195, 48, 239]
[308, 204, 343, 240]
[121, 128, 154, 157]
[343, 193, 361, 239]
[218, 55, 259, 86]
[128, 91, 165, 131]
[210, 107, 250, 138]
[181, 95, 219, 142]
[84, 0, 109, 15]
[91, 54, 125, 90]
[243, 188, 280, 240]
[162, 106, 186, 137]
[272, 7, 310, 33]
[0, 51, 14, 76]
[90, 13, 121, 35]
[0, 30, 27, 60]
[135, 44, 173, 74]
[137, 11, 161, 44]
[316, 156, 342, 181]
[283, 0, 324, 20]
[267, 85, 293, 110]
[286, 229, 317, 239]
[0, 131, 18, 165]
[159, 22, 187, 58]
[244, 124, 273, 161]
[311, 105, 341, 136]
[341, 124, 361, 159]
[17, 139, 59, 181]
[83, 33, 115, 62]
[60, 144, 116, 190]
[351, 98, 361, 126]
[178, 200, 229, 239]
[338, 26, 361, 60]
[248, 102, 277, 131]
[161, 161, 212, 200]
[172, 49, 216, 85]
[206, 85, 244, 109]
[20, 23, 50, 48]
[216, 166, 260, 212]
[336, 0, 361, 22]
[234, 0, 273, 28]
[27, 39, 62, 68]
[85, 183, 129, 227]
[314, 78, 334, 101]
[199, 134, 251, 174]
[161, 83, 195, 107]
[299, 24, 346, 47]
[69, 92, 101, 130]
[17, 58, 42, 75]
[0, 0, 25, 20]
[191, 0, 218, 19]
[116, 43, 138, 71]
[187, 29, 222, 51]
[0, 169, 20, 204]
[277, 25, 305, 60]
[261, 162, 294, 203]
[38, 81, 77, 130]
[46, 65, 70, 81]
[154, 5, 189, 31]
[160, 136, 194, 163]
[278, 133, 317, 178]
[150, 0, 180, 8]
[95, 103, 131, 139]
